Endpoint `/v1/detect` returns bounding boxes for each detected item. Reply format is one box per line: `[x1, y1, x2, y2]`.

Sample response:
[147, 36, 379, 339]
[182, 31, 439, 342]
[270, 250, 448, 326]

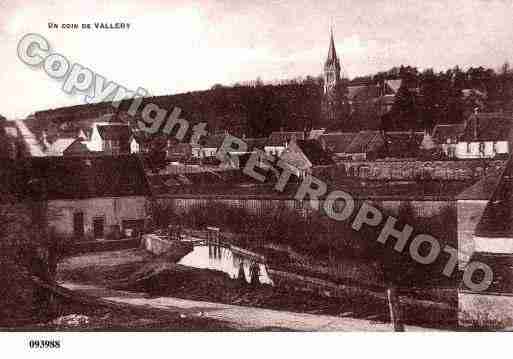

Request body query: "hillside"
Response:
[33, 84, 326, 138]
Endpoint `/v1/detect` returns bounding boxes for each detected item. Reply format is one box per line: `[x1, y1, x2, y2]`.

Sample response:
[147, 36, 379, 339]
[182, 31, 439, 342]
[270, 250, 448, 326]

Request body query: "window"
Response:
[73, 212, 84, 238]
[294, 200, 303, 210]
[93, 217, 105, 239]
[479, 142, 485, 155]
[466, 142, 471, 153]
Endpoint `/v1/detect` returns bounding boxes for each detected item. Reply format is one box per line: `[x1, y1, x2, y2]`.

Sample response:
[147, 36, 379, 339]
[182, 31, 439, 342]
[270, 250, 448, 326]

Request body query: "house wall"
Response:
[87, 125, 103, 152]
[455, 141, 508, 159]
[457, 200, 488, 268]
[264, 145, 286, 157]
[48, 195, 148, 239]
[192, 147, 217, 158]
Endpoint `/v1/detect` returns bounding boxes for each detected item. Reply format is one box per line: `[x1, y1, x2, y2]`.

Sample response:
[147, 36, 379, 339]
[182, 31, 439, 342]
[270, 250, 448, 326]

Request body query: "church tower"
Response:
[324, 29, 341, 95]
[321, 29, 348, 127]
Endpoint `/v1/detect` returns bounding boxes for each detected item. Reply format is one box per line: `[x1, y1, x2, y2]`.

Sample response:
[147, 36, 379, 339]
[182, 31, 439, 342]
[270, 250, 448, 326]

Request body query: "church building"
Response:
[321, 30, 349, 128]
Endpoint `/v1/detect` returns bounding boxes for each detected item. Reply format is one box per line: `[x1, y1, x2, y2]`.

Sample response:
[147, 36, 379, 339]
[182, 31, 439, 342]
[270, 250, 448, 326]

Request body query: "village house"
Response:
[192, 133, 226, 158]
[278, 137, 334, 179]
[264, 131, 305, 157]
[87, 122, 131, 155]
[320, 130, 385, 161]
[166, 139, 193, 162]
[382, 131, 425, 159]
[455, 113, 513, 159]
[25, 155, 151, 240]
[432, 123, 466, 159]
[319, 132, 357, 159]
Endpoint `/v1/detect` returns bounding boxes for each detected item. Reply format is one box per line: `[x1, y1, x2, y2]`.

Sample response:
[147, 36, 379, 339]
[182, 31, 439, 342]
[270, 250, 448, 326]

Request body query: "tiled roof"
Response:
[203, 133, 226, 148]
[319, 132, 357, 153]
[347, 84, 379, 102]
[244, 137, 267, 151]
[460, 113, 513, 142]
[266, 131, 304, 147]
[23, 155, 150, 200]
[97, 124, 131, 140]
[345, 131, 382, 154]
[46, 138, 78, 156]
[383, 132, 424, 158]
[308, 129, 326, 140]
[475, 155, 513, 237]
[432, 123, 465, 144]
[295, 139, 334, 166]
[456, 175, 500, 200]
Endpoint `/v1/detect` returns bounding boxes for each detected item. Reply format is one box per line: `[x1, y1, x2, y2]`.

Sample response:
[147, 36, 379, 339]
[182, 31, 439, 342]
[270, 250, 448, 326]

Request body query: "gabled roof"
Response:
[432, 123, 466, 144]
[460, 113, 513, 142]
[383, 132, 424, 158]
[347, 84, 379, 102]
[475, 155, 513, 237]
[308, 129, 326, 140]
[266, 131, 305, 147]
[244, 137, 267, 151]
[97, 123, 131, 140]
[345, 131, 382, 154]
[385, 79, 402, 93]
[46, 138, 78, 156]
[295, 139, 334, 166]
[456, 175, 500, 201]
[203, 133, 226, 148]
[319, 132, 357, 153]
[23, 155, 150, 200]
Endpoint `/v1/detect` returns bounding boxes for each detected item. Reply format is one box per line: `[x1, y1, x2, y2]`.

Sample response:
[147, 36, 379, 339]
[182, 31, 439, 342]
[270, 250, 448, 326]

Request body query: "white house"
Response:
[192, 133, 226, 158]
[455, 113, 512, 159]
[264, 131, 305, 157]
[86, 122, 131, 155]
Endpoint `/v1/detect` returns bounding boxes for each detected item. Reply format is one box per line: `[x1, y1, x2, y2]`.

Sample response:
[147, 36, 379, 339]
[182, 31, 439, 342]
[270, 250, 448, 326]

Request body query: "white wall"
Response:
[455, 141, 508, 159]
[264, 146, 285, 157]
[48, 196, 148, 238]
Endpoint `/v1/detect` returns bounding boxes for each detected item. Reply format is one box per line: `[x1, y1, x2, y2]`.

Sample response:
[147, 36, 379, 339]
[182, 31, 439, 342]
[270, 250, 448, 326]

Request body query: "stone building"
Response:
[26, 155, 151, 240]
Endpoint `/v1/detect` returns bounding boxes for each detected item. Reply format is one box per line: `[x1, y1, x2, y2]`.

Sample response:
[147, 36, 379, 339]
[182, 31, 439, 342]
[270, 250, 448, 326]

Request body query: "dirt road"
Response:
[62, 282, 430, 331]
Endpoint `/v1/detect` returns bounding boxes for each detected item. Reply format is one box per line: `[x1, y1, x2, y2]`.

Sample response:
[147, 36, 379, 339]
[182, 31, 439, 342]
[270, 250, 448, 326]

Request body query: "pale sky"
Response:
[1, 0, 513, 118]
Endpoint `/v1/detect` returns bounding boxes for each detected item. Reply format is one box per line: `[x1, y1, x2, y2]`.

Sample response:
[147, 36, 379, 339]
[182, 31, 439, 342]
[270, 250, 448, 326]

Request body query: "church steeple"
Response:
[325, 28, 340, 71]
[323, 28, 341, 94]
[321, 27, 349, 127]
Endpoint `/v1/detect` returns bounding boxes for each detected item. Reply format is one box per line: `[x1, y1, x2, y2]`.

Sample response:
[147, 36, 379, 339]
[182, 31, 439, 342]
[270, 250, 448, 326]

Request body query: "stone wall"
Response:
[48, 196, 149, 240]
[338, 159, 506, 180]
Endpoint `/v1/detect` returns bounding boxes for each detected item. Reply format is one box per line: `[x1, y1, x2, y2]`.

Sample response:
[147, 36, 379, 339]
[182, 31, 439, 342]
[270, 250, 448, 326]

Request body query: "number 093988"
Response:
[28, 340, 61, 349]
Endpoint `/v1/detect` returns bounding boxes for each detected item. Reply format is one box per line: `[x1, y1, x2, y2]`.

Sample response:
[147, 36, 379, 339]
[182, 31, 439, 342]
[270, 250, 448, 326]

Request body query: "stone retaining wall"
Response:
[338, 159, 506, 180]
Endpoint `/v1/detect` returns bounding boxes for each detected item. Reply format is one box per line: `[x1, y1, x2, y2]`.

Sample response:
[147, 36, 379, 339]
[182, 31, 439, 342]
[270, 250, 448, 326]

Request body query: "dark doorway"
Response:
[93, 217, 105, 239]
[73, 212, 84, 238]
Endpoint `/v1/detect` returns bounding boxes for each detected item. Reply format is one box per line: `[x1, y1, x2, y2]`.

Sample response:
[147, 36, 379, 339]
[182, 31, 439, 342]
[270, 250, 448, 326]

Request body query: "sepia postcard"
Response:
[1, 0, 513, 356]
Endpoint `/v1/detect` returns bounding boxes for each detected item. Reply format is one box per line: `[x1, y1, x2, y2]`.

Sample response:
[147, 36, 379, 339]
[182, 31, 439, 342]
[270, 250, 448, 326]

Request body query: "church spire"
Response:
[325, 27, 340, 70]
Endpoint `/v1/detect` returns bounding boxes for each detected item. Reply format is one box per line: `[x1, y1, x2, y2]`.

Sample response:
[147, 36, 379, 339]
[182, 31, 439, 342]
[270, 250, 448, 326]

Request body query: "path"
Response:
[62, 282, 431, 331]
